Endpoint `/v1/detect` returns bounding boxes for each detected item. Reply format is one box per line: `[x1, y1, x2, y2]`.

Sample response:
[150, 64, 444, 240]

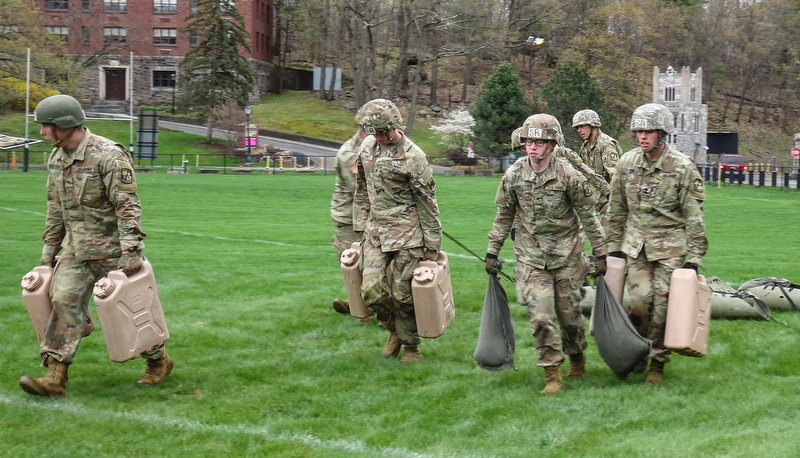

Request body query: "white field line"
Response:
[0, 206, 492, 262]
[0, 394, 492, 458]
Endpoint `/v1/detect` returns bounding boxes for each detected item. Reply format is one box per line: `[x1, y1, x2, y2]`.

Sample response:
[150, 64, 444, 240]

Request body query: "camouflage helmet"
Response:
[520, 114, 564, 146]
[33, 94, 86, 129]
[510, 127, 524, 150]
[630, 103, 674, 135]
[572, 109, 601, 128]
[355, 98, 403, 135]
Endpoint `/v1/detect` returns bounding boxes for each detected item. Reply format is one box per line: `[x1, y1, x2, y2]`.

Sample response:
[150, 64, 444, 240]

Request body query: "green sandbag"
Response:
[593, 276, 652, 379]
[474, 274, 515, 371]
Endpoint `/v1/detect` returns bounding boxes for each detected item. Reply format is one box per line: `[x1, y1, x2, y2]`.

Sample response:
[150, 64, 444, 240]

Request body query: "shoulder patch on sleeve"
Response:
[582, 181, 594, 197]
[116, 160, 137, 192]
[421, 166, 434, 184]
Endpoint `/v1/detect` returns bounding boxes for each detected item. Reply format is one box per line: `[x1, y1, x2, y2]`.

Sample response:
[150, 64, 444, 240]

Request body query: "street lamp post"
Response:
[244, 105, 252, 164]
[170, 72, 176, 115]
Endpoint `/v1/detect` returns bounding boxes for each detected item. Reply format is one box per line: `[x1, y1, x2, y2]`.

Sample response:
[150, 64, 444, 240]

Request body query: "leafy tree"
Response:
[179, 0, 256, 143]
[540, 60, 618, 149]
[470, 62, 529, 157]
[0, 0, 77, 108]
[430, 106, 475, 151]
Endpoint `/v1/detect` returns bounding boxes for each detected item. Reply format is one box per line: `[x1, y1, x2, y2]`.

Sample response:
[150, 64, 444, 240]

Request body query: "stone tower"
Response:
[653, 66, 709, 163]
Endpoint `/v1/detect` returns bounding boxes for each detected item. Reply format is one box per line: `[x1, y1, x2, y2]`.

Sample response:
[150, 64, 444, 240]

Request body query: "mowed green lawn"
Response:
[1, 170, 799, 457]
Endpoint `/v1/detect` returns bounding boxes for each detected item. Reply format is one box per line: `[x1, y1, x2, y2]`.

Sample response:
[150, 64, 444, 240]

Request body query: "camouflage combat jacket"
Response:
[578, 130, 621, 184]
[487, 155, 607, 270]
[353, 134, 442, 252]
[44, 128, 145, 261]
[554, 146, 611, 197]
[330, 131, 364, 226]
[606, 146, 708, 265]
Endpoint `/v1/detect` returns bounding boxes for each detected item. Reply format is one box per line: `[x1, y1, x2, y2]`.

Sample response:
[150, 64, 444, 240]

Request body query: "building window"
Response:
[153, 0, 176, 13]
[45, 26, 69, 44]
[153, 70, 176, 88]
[45, 0, 68, 10]
[103, 27, 126, 44]
[681, 114, 685, 131]
[665, 86, 675, 102]
[190, 0, 198, 13]
[154, 28, 177, 45]
[104, 0, 126, 12]
[83, 0, 90, 11]
[189, 29, 198, 46]
[82, 26, 90, 45]
[694, 115, 699, 133]
[690, 87, 697, 103]
[0, 25, 19, 38]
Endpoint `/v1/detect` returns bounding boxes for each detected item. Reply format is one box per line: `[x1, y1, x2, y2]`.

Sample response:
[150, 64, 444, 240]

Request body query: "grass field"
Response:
[1, 170, 799, 457]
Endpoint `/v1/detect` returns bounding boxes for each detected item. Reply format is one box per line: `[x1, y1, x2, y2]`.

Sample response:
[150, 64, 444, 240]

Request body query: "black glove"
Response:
[485, 253, 499, 275]
[682, 262, 698, 272]
[594, 255, 607, 277]
[118, 248, 142, 276]
[609, 251, 625, 259]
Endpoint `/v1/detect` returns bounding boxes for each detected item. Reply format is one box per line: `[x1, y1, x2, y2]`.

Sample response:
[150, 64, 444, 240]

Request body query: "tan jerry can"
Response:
[340, 242, 372, 319]
[21, 265, 95, 342]
[411, 251, 455, 338]
[590, 256, 627, 334]
[664, 268, 712, 357]
[92, 260, 170, 362]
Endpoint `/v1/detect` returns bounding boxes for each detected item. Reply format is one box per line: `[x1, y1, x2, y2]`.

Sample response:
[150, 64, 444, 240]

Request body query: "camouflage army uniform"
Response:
[42, 129, 163, 364]
[487, 155, 607, 366]
[331, 130, 365, 259]
[554, 146, 611, 208]
[353, 134, 442, 346]
[606, 145, 708, 363]
[578, 130, 621, 184]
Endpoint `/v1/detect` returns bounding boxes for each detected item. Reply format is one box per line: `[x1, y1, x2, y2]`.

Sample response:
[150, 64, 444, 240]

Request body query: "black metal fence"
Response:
[696, 163, 799, 189]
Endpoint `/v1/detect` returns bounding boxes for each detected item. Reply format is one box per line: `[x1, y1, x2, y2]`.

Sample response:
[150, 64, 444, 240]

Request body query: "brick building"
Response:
[652, 65, 709, 163]
[35, 0, 274, 109]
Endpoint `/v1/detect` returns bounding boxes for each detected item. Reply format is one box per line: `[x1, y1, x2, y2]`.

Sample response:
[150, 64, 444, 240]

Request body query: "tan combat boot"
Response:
[540, 366, 562, 394]
[138, 353, 173, 386]
[19, 355, 69, 397]
[399, 346, 423, 362]
[567, 353, 585, 378]
[645, 359, 665, 385]
[332, 299, 350, 314]
[380, 331, 401, 358]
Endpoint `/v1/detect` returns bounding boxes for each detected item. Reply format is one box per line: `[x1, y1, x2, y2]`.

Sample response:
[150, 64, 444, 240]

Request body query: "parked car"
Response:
[718, 154, 748, 172]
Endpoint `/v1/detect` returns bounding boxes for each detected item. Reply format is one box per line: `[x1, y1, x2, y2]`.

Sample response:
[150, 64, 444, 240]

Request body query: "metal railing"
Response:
[697, 163, 799, 189]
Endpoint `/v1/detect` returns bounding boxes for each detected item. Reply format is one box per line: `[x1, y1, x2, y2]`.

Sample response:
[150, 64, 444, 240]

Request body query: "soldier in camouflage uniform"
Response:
[19, 95, 173, 397]
[572, 109, 622, 219]
[486, 114, 607, 394]
[353, 99, 442, 362]
[511, 127, 526, 156]
[549, 134, 610, 213]
[606, 103, 708, 385]
[330, 128, 374, 323]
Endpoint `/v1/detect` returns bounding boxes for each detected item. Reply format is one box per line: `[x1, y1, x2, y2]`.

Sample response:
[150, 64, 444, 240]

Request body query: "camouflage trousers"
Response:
[332, 221, 361, 260]
[42, 251, 165, 365]
[360, 237, 423, 346]
[626, 251, 684, 363]
[514, 259, 589, 367]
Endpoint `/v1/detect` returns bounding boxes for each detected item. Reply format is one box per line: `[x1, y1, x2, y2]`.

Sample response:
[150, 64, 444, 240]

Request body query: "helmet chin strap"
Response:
[52, 126, 79, 148]
[643, 132, 666, 154]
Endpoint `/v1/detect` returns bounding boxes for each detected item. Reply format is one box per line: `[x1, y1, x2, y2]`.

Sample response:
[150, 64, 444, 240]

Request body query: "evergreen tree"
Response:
[179, 0, 256, 143]
[541, 61, 619, 149]
[470, 62, 530, 158]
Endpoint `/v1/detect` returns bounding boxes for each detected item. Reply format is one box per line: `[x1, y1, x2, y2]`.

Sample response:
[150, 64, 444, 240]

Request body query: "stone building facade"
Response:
[652, 66, 709, 163]
[34, 0, 274, 108]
